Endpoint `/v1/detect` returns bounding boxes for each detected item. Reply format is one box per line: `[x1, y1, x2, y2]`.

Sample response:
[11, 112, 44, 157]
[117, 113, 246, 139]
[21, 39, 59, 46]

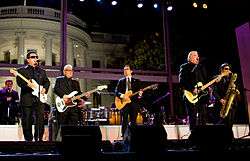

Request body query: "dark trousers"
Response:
[184, 97, 207, 131]
[22, 103, 45, 141]
[58, 107, 81, 126]
[121, 102, 139, 136]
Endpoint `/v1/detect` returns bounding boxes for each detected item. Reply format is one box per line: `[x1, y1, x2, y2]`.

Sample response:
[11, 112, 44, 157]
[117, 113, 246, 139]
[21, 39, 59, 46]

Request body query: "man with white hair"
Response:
[178, 50, 209, 131]
[54, 64, 90, 126]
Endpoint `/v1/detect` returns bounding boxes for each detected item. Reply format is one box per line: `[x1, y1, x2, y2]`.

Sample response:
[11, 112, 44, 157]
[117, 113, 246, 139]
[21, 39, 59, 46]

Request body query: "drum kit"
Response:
[49, 101, 155, 126]
[80, 105, 155, 125]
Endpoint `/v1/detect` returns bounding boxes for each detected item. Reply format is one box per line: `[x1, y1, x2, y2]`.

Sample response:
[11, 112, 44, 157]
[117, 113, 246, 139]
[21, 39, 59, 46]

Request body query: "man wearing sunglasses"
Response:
[211, 63, 239, 129]
[16, 50, 50, 142]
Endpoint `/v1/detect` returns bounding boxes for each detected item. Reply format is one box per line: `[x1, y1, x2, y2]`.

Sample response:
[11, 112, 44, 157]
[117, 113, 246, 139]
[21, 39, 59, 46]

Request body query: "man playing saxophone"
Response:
[212, 63, 240, 129]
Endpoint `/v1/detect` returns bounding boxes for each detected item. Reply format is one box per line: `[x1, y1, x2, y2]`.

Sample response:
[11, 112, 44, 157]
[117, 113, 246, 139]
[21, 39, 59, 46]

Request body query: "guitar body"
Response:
[9, 69, 47, 103]
[184, 90, 199, 104]
[184, 82, 209, 104]
[115, 84, 158, 110]
[55, 85, 107, 112]
[31, 79, 48, 103]
[115, 90, 133, 110]
[56, 91, 78, 112]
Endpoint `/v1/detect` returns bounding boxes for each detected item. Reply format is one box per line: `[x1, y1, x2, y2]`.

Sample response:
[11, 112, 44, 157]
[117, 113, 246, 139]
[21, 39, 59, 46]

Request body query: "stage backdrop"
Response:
[235, 22, 250, 125]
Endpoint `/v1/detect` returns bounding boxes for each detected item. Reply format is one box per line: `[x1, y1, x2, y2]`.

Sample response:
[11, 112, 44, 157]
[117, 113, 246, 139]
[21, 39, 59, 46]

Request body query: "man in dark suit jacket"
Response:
[179, 51, 209, 131]
[115, 65, 143, 137]
[54, 64, 89, 126]
[16, 50, 50, 141]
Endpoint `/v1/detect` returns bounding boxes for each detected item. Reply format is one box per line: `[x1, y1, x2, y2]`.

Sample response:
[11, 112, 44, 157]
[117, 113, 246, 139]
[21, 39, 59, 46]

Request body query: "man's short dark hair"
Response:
[124, 64, 133, 70]
[26, 50, 37, 59]
[5, 80, 13, 85]
[220, 63, 231, 71]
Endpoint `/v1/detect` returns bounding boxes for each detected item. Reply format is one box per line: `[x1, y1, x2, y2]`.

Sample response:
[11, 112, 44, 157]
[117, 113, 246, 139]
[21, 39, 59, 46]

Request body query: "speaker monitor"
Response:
[189, 125, 233, 151]
[61, 125, 102, 158]
[128, 124, 167, 153]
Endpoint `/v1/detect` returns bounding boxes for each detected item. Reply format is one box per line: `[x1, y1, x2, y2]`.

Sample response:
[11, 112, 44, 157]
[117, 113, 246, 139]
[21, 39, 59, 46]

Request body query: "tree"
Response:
[125, 32, 164, 70]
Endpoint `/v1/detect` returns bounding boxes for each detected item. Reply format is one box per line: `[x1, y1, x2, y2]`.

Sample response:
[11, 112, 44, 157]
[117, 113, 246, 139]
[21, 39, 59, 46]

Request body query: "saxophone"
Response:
[220, 73, 240, 118]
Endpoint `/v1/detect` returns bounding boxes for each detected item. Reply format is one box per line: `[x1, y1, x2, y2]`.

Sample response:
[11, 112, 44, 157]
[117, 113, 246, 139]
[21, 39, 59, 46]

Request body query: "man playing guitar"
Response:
[115, 65, 143, 137]
[54, 64, 90, 126]
[179, 51, 210, 131]
[16, 50, 50, 142]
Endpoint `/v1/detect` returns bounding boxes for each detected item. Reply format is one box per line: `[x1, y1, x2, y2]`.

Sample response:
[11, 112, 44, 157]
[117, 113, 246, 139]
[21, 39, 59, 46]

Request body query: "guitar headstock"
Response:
[97, 85, 108, 91]
[145, 84, 158, 90]
[151, 84, 158, 90]
[9, 68, 18, 76]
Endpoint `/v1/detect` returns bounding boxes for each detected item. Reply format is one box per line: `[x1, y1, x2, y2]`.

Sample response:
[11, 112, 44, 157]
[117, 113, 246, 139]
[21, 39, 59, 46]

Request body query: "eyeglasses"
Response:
[223, 68, 230, 70]
[64, 69, 73, 71]
[29, 56, 38, 59]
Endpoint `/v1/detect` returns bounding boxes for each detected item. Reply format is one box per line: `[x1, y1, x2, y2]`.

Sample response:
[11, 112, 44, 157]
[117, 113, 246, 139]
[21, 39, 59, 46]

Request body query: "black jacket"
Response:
[179, 62, 207, 92]
[54, 76, 82, 98]
[16, 65, 50, 106]
[115, 77, 141, 102]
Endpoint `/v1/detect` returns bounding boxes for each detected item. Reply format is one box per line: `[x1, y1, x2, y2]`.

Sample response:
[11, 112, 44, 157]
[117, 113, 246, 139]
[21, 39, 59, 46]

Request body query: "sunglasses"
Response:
[29, 56, 38, 59]
[223, 67, 230, 70]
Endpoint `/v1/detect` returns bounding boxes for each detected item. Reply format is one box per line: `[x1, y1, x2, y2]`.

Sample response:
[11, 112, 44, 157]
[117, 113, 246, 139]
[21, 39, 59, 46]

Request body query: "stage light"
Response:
[79, 0, 85, 2]
[193, 2, 198, 8]
[111, 0, 118, 6]
[96, 0, 101, 2]
[137, 3, 143, 8]
[167, 5, 173, 11]
[153, 3, 158, 9]
[137, 0, 143, 8]
[202, 3, 208, 9]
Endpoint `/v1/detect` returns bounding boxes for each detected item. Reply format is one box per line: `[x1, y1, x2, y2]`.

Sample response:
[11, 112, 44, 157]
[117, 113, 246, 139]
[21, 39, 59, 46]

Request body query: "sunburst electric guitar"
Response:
[115, 84, 158, 110]
[56, 85, 107, 112]
[10, 68, 48, 103]
[184, 72, 227, 104]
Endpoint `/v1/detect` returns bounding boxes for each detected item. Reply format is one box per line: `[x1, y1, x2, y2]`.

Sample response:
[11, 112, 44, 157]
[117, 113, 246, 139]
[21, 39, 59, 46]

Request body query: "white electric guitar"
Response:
[55, 85, 107, 112]
[10, 68, 48, 103]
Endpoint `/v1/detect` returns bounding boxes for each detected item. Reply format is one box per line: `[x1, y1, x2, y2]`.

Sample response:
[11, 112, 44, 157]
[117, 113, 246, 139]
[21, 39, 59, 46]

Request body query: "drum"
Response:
[109, 108, 120, 125]
[136, 112, 143, 125]
[98, 106, 109, 122]
[85, 106, 109, 125]
[87, 108, 100, 121]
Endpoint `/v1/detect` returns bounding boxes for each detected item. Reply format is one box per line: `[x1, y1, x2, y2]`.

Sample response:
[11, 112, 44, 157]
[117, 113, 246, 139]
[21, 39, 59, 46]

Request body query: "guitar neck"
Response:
[78, 88, 98, 98]
[200, 76, 218, 91]
[131, 86, 151, 97]
[16, 72, 30, 84]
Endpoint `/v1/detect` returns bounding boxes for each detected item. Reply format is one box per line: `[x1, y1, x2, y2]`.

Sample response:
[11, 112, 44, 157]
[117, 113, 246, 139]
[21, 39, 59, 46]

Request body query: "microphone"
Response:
[34, 59, 40, 66]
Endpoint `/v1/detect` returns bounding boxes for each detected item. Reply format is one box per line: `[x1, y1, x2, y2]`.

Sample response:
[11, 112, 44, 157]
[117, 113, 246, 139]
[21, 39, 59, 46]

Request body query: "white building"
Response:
[0, 5, 128, 108]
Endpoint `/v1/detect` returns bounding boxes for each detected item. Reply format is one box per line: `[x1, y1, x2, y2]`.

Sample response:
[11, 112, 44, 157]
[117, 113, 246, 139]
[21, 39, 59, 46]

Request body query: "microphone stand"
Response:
[35, 60, 41, 141]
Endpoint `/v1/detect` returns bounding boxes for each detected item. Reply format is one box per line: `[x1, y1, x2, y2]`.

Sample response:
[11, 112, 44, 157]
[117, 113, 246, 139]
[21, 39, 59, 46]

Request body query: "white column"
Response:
[16, 32, 25, 64]
[79, 79, 86, 91]
[66, 38, 74, 66]
[78, 44, 87, 67]
[78, 44, 87, 93]
[44, 34, 53, 66]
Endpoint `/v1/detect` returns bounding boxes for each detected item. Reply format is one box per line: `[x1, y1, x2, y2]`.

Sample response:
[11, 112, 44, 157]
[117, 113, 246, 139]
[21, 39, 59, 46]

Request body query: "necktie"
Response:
[128, 78, 131, 90]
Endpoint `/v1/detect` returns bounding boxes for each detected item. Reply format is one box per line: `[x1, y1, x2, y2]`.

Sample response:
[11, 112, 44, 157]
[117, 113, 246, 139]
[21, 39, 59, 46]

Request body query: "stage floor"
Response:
[0, 124, 249, 142]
